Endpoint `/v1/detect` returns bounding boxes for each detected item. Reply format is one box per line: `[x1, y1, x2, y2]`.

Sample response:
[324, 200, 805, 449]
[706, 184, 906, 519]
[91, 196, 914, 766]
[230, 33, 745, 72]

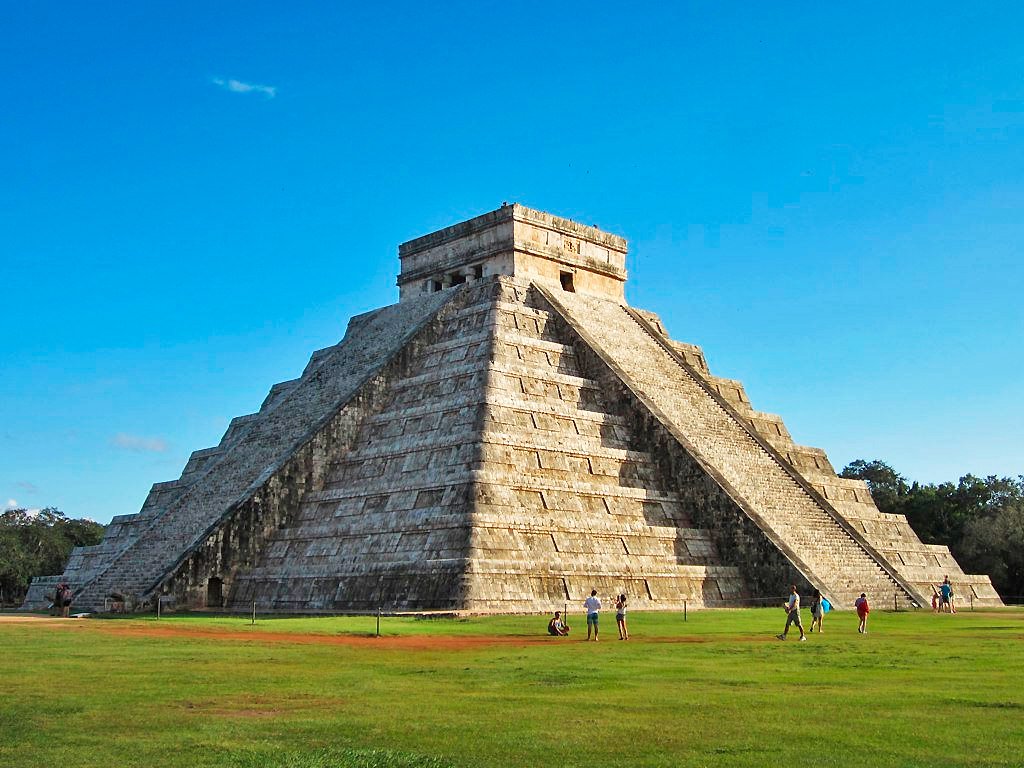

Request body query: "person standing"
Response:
[777, 585, 806, 641]
[809, 588, 824, 634]
[940, 577, 956, 614]
[855, 593, 870, 633]
[615, 594, 629, 640]
[58, 583, 72, 618]
[583, 590, 602, 641]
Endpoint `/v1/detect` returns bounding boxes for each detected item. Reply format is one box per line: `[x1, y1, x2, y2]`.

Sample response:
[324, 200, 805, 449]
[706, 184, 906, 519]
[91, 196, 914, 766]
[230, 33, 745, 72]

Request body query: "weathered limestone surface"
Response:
[654, 330, 1001, 605]
[33, 290, 455, 612]
[537, 286, 927, 608]
[24, 204, 1001, 612]
[464, 280, 745, 611]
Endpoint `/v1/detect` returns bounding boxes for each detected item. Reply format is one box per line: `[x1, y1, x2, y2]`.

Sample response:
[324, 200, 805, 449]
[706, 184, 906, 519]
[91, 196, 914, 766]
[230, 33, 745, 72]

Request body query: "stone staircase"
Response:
[459, 280, 746, 611]
[538, 284, 926, 609]
[67, 290, 456, 612]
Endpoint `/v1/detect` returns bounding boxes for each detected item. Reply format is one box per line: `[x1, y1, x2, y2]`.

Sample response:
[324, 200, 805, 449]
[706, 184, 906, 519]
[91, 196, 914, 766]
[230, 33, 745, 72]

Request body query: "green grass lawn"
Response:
[2, 608, 1022, 767]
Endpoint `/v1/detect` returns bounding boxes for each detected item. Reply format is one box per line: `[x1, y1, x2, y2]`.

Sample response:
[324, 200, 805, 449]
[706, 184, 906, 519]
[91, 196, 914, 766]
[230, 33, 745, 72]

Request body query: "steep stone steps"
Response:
[68, 290, 458, 612]
[537, 284, 925, 609]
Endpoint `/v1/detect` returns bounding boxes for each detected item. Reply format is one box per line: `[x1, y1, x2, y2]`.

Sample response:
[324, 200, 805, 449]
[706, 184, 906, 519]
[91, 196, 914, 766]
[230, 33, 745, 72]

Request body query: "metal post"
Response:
[157, 596, 161, 620]
[684, 599, 687, 622]
[252, 600, 256, 625]
[376, 606, 381, 638]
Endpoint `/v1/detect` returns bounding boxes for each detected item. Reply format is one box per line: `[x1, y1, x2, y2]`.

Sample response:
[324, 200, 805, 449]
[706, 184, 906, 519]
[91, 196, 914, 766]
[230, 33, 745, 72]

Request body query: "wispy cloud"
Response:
[212, 77, 276, 98]
[16, 481, 39, 494]
[110, 432, 169, 453]
[5, 499, 18, 510]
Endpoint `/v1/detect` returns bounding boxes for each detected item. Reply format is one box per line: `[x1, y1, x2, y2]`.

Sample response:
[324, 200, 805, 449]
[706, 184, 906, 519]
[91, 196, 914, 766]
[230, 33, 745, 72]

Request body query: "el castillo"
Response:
[22, 204, 1002, 615]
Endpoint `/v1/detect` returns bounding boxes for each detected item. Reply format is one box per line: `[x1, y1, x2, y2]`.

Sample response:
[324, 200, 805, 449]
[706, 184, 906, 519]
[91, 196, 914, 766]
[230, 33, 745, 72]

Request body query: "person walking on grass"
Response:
[615, 594, 629, 640]
[583, 589, 601, 641]
[855, 593, 870, 633]
[777, 584, 806, 641]
[809, 588, 824, 634]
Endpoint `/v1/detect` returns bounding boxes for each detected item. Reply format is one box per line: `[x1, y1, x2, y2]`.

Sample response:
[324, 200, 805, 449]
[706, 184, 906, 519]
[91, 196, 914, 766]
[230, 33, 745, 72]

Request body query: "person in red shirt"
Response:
[855, 593, 870, 634]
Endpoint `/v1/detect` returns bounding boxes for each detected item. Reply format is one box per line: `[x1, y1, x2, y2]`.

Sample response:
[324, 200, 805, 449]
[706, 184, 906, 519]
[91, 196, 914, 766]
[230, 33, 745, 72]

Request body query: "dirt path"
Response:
[0, 615, 772, 650]
[0, 614, 557, 650]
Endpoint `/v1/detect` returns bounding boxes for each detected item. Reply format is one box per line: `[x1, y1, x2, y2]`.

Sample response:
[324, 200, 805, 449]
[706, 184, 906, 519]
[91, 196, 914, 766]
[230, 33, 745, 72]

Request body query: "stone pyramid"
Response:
[25, 205, 1001, 613]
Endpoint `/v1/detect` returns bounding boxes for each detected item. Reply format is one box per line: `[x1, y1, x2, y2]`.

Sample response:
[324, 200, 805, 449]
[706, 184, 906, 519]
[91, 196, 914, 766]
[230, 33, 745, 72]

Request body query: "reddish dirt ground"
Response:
[0, 614, 554, 650]
[0, 614, 771, 648]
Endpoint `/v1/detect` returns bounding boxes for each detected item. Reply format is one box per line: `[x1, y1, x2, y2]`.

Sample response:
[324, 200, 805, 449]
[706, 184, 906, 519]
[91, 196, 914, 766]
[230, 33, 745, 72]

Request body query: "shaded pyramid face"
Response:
[25, 206, 1001, 613]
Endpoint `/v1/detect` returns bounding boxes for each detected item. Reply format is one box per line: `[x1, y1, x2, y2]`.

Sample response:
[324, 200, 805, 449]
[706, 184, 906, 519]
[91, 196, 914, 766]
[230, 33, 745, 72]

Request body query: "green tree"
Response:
[840, 461, 1024, 600]
[0, 508, 105, 606]
[839, 459, 909, 514]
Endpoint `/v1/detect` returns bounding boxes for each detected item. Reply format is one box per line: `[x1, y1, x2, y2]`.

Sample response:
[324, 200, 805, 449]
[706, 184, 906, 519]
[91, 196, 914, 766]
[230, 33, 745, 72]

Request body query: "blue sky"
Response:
[2, 3, 1022, 523]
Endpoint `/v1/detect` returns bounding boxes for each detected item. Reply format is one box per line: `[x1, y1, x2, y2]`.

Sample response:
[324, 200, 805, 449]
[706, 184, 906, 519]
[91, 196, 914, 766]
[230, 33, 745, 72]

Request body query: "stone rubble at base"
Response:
[22, 205, 1002, 613]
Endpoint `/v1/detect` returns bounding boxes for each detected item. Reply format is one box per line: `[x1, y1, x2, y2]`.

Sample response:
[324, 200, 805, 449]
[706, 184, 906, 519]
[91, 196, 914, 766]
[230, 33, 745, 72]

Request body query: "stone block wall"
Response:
[629, 304, 1002, 607]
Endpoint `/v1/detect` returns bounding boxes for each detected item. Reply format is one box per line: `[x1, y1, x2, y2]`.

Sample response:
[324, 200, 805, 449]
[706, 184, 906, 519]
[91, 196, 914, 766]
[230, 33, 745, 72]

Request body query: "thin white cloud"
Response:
[212, 77, 276, 98]
[5, 499, 18, 509]
[110, 433, 169, 453]
[16, 481, 38, 494]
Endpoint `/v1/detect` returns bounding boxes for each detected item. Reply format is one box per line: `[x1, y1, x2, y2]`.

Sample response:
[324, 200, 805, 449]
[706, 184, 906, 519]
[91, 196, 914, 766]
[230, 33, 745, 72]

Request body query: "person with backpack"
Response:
[809, 588, 825, 634]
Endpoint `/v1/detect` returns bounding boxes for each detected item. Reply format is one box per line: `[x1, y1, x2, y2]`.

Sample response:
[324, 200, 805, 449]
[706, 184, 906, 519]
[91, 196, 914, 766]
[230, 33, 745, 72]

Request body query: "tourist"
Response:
[57, 583, 72, 618]
[809, 588, 824, 633]
[777, 584, 806, 641]
[615, 594, 629, 640]
[583, 589, 601, 641]
[855, 593, 870, 633]
[939, 576, 956, 614]
[931, 586, 941, 613]
[547, 611, 570, 636]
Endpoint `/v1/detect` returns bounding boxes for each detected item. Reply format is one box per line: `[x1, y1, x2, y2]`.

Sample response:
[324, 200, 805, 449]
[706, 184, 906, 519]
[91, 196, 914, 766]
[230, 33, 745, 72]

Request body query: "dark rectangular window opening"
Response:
[560, 271, 576, 292]
[431, 279, 443, 292]
[450, 273, 467, 286]
[472, 263, 484, 279]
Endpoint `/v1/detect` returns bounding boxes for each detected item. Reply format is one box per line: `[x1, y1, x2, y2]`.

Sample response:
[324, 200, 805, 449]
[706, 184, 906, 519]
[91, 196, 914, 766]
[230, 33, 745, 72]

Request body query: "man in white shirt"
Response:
[583, 589, 602, 641]
[777, 584, 807, 641]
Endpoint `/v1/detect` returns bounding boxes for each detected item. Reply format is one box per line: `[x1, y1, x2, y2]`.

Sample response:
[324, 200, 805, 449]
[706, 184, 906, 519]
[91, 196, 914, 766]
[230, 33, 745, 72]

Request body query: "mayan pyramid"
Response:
[24, 205, 1001, 613]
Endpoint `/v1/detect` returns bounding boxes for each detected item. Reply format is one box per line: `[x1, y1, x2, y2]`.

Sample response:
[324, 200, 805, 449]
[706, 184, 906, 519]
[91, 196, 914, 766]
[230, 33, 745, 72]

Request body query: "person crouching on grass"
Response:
[855, 593, 870, 633]
[777, 584, 806, 641]
[547, 611, 570, 636]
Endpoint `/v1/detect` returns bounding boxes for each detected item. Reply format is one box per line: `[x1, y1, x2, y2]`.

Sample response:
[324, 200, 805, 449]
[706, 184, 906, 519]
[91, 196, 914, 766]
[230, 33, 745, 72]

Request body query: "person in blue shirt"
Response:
[939, 577, 956, 614]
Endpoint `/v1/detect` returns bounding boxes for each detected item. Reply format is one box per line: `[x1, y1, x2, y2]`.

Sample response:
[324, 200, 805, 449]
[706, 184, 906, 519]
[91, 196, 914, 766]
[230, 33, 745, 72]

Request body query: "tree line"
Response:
[0, 508, 105, 606]
[840, 460, 1024, 601]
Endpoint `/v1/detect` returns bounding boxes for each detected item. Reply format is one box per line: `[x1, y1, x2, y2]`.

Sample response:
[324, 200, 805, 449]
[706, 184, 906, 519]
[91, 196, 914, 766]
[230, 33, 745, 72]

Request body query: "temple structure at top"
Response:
[398, 204, 627, 301]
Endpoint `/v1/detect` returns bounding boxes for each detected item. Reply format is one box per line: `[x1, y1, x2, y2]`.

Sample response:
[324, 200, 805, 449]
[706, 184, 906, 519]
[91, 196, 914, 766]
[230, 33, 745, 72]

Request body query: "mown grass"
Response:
[2, 608, 1022, 767]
